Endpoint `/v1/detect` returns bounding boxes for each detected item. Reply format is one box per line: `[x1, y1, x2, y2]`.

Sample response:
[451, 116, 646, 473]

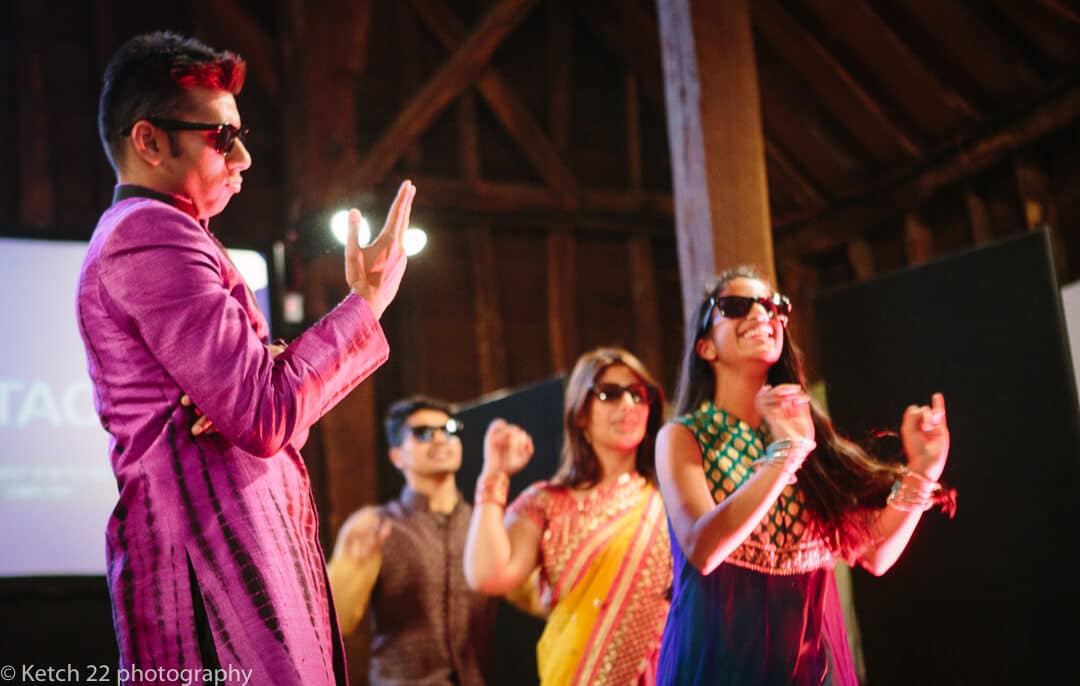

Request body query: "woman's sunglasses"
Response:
[589, 382, 655, 405]
[700, 293, 792, 336]
[406, 419, 463, 442]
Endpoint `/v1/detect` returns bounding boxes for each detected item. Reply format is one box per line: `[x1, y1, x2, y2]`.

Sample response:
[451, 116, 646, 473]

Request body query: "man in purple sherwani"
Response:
[76, 32, 415, 685]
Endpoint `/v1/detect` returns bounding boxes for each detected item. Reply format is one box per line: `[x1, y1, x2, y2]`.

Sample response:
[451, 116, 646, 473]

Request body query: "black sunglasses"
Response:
[700, 293, 792, 335]
[123, 118, 249, 155]
[589, 382, 655, 405]
[406, 419, 463, 442]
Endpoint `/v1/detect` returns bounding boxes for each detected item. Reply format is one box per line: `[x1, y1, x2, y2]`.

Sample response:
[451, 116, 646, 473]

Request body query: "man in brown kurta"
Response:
[328, 397, 498, 685]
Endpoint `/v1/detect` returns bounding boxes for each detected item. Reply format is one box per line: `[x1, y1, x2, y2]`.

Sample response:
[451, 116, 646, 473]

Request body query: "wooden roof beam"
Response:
[388, 176, 672, 234]
[851, 0, 982, 122]
[408, 0, 578, 205]
[764, 140, 828, 211]
[774, 82, 1080, 259]
[573, 0, 665, 106]
[752, 0, 922, 159]
[353, 0, 541, 190]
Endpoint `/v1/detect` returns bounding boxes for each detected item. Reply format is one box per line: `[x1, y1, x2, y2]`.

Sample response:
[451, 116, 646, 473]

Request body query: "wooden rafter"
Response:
[892, 0, 1044, 101]
[573, 0, 664, 105]
[397, 175, 671, 214]
[1036, 0, 1080, 24]
[386, 176, 672, 234]
[792, 0, 961, 141]
[408, 0, 578, 205]
[352, 0, 541, 191]
[752, 0, 922, 159]
[548, 0, 572, 153]
[764, 140, 827, 210]
[774, 83, 1080, 259]
[991, 0, 1080, 66]
[853, 0, 982, 122]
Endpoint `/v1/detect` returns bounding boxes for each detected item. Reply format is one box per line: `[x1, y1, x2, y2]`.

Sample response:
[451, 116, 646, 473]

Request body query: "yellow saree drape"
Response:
[536, 488, 666, 686]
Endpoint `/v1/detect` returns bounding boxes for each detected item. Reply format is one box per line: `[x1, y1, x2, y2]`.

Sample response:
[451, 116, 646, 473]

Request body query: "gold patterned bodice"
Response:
[677, 402, 836, 575]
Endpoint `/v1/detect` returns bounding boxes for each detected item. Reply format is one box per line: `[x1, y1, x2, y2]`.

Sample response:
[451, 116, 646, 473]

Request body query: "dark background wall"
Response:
[815, 230, 1080, 686]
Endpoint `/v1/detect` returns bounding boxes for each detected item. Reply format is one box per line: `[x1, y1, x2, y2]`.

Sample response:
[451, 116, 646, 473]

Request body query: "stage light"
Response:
[330, 210, 371, 246]
[404, 227, 427, 256]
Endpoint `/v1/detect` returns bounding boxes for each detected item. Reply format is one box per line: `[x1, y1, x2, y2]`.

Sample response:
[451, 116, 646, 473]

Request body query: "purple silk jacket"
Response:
[76, 186, 388, 685]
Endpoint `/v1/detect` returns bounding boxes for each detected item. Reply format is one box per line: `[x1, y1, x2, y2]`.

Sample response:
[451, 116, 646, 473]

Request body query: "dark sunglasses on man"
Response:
[700, 292, 792, 336]
[406, 418, 464, 442]
[589, 382, 655, 406]
[122, 118, 249, 155]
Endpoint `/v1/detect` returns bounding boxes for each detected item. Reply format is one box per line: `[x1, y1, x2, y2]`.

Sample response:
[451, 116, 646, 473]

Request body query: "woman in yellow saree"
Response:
[465, 347, 673, 686]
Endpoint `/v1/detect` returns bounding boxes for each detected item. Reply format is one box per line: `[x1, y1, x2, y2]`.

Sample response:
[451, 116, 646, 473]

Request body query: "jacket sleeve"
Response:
[97, 203, 389, 457]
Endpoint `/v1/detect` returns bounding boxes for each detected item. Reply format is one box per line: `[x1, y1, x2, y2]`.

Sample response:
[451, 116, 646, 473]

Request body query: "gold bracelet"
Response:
[475, 471, 509, 508]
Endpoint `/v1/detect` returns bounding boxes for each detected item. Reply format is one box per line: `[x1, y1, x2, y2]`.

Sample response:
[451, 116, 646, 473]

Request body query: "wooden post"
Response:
[548, 0, 572, 153]
[470, 226, 509, 393]
[778, 258, 822, 382]
[547, 229, 578, 372]
[657, 0, 775, 326]
[904, 213, 934, 265]
[847, 239, 876, 281]
[17, 0, 53, 227]
[627, 237, 663, 378]
[1015, 154, 1068, 277]
[964, 189, 993, 246]
[626, 74, 643, 194]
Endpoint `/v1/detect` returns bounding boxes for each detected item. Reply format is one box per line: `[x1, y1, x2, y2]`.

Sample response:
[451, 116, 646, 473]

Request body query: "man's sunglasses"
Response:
[406, 419, 464, 442]
[700, 293, 792, 335]
[589, 382, 655, 405]
[123, 118, 250, 155]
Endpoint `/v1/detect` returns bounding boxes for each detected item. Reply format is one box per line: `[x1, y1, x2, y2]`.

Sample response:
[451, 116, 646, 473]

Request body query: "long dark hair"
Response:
[552, 347, 666, 489]
[674, 266, 952, 557]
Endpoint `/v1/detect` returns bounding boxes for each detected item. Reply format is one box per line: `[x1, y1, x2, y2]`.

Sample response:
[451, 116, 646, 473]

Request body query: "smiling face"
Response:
[389, 408, 463, 478]
[583, 364, 651, 454]
[156, 87, 251, 219]
[697, 276, 786, 369]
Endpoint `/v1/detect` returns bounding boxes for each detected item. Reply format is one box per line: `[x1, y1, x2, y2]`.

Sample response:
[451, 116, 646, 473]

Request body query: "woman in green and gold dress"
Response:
[655, 267, 955, 686]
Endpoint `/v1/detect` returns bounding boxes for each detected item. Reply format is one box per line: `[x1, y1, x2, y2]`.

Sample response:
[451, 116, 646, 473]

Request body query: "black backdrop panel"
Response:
[814, 230, 1080, 686]
[457, 376, 565, 686]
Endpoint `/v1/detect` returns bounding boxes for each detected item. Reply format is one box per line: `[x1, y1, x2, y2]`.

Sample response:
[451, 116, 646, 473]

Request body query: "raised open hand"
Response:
[345, 180, 416, 318]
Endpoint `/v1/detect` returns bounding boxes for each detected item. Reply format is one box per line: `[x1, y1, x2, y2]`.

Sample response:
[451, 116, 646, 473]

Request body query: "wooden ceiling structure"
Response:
[6, 0, 1080, 383]
[4, 1, 1080, 681]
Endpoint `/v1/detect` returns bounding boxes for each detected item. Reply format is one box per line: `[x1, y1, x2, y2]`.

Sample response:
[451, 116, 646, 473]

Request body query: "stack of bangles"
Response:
[475, 470, 509, 508]
[752, 437, 817, 485]
[886, 467, 943, 512]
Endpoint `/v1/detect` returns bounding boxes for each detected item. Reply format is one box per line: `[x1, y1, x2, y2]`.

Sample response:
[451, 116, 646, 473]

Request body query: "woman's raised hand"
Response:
[482, 419, 535, 476]
[755, 383, 815, 443]
[900, 392, 949, 481]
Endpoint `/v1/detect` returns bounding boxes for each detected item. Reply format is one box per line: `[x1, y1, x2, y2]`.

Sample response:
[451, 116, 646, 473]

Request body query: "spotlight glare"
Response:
[404, 227, 428, 256]
[330, 210, 371, 246]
